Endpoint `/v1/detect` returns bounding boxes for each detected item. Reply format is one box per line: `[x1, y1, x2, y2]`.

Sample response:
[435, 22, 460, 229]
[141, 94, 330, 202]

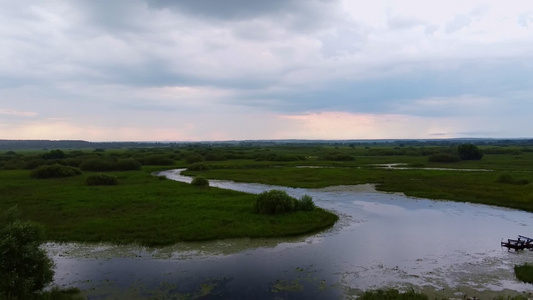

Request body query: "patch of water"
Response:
[47, 169, 533, 299]
[370, 163, 492, 171]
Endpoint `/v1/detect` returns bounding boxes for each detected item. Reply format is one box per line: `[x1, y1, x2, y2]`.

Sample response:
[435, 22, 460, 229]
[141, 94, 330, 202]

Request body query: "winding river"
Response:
[46, 169, 533, 299]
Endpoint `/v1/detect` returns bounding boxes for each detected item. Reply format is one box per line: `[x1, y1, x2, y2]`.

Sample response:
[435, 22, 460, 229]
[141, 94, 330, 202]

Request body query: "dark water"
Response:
[46, 169, 533, 299]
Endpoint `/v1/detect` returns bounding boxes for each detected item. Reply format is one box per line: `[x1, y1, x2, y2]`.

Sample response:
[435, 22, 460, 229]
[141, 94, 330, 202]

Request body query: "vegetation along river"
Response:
[45, 169, 533, 299]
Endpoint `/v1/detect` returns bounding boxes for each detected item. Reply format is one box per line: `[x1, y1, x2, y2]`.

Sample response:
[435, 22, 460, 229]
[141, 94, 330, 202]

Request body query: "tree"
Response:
[0, 207, 55, 299]
[457, 143, 483, 160]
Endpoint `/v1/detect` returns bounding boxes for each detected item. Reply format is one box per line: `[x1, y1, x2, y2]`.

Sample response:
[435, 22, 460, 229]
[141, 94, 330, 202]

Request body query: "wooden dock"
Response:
[501, 235, 533, 251]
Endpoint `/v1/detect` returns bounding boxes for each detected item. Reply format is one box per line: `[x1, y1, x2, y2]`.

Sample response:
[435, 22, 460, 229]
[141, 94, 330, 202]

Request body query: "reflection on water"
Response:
[48, 169, 533, 299]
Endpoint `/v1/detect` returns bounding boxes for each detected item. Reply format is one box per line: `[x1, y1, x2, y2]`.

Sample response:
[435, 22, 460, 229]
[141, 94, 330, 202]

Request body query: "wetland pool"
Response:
[46, 169, 533, 299]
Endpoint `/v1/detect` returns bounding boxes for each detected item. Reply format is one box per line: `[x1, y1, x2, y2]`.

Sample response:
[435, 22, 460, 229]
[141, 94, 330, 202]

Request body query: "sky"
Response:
[1, 0, 532, 141]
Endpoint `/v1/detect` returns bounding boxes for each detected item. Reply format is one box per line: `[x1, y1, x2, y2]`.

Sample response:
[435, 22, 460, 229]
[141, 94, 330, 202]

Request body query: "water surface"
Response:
[48, 169, 533, 299]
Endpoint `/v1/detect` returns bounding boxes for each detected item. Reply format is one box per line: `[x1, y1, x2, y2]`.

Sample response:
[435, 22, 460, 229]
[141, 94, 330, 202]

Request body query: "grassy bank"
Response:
[0, 168, 337, 246]
[184, 151, 533, 212]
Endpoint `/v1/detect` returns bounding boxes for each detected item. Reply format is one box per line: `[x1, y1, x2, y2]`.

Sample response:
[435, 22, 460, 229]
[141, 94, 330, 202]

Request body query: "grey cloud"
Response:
[319, 26, 367, 58]
[445, 5, 487, 34]
[518, 12, 533, 28]
[146, 0, 337, 21]
[445, 14, 472, 33]
[387, 15, 426, 30]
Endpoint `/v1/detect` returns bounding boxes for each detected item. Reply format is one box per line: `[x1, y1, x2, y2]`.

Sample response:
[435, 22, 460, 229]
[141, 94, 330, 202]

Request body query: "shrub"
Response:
[457, 144, 483, 160]
[79, 159, 114, 171]
[205, 153, 228, 161]
[515, 263, 533, 283]
[321, 154, 355, 161]
[24, 159, 47, 169]
[187, 162, 211, 171]
[296, 194, 316, 211]
[115, 159, 142, 171]
[42, 149, 66, 160]
[184, 153, 205, 164]
[359, 289, 428, 300]
[141, 155, 174, 166]
[428, 153, 460, 163]
[0, 207, 55, 299]
[191, 176, 209, 187]
[64, 158, 82, 167]
[497, 174, 530, 185]
[253, 190, 297, 215]
[31, 164, 81, 179]
[85, 174, 119, 186]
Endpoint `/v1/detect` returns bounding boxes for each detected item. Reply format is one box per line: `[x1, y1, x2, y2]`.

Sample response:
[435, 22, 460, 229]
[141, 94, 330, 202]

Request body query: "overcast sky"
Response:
[1, 0, 532, 141]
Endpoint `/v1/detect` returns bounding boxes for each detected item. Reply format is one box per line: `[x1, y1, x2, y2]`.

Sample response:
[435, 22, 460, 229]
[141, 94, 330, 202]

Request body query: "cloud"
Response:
[0, 108, 37, 117]
[1, 0, 532, 141]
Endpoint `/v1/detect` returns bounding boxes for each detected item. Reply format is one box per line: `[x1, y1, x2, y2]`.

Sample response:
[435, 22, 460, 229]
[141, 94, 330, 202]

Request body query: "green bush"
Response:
[187, 162, 211, 171]
[205, 152, 228, 161]
[184, 153, 205, 164]
[115, 159, 142, 171]
[31, 164, 81, 179]
[42, 149, 66, 160]
[458, 143, 483, 160]
[141, 155, 174, 166]
[0, 207, 55, 299]
[321, 154, 355, 161]
[24, 159, 47, 169]
[296, 194, 316, 211]
[191, 176, 209, 187]
[85, 174, 119, 186]
[253, 190, 297, 215]
[515, 263, 533, 283]
[497, 174, 530, 185]
[79, 159, 114, 171]
[359, 289, 428, 300]
[428, 153, 460, 163]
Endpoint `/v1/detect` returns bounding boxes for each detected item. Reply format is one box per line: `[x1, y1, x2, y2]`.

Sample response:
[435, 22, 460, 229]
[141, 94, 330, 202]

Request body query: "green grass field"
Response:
[1, 143, 532, 246]
[0, 167, 337, 246]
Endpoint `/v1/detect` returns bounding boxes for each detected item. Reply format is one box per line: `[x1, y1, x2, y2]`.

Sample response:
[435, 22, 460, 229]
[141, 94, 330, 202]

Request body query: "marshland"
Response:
[1, 139, 533, 299]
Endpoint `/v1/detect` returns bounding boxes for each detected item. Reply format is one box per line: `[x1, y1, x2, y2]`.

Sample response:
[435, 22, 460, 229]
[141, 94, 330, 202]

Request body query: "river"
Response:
[46, 169, 533, 299]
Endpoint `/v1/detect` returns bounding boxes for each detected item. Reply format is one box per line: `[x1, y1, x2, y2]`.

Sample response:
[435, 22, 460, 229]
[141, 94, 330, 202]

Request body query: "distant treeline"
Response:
[0, 140, 179, 150]
[1, 138, 533, 151]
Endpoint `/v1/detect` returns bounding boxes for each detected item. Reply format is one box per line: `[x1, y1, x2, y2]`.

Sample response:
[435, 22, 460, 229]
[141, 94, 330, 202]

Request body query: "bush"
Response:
[184, 153, 205, 164]
[115, 159, 142, 171]
[497, 174, 530, 185]
[31, 164, 81, 179]
[321, 154, 355, 161]
[0, 207, 55, 299]
[42, 149, 66, 160]
[359, 289, 428, 300]
[85, 174, 119, 186]
[296, 194, 316, 211]
[191, 176, 209, 187]
[24, 159, 47, 170]
[79, 159, 114, 171]
[187, 162, 211, 171]
[515, 263, 533, 283]
[141, 155, 174, 166]
[457, 144, 483, 160]
[253, 190, 297, 215]
[205, 153, 228, 161]
[428, 153, 460, 163]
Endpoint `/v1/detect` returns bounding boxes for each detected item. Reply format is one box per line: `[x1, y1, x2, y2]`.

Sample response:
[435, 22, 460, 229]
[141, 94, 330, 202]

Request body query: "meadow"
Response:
[2, 142, 533, 246]
[0, 147, 339, 246]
